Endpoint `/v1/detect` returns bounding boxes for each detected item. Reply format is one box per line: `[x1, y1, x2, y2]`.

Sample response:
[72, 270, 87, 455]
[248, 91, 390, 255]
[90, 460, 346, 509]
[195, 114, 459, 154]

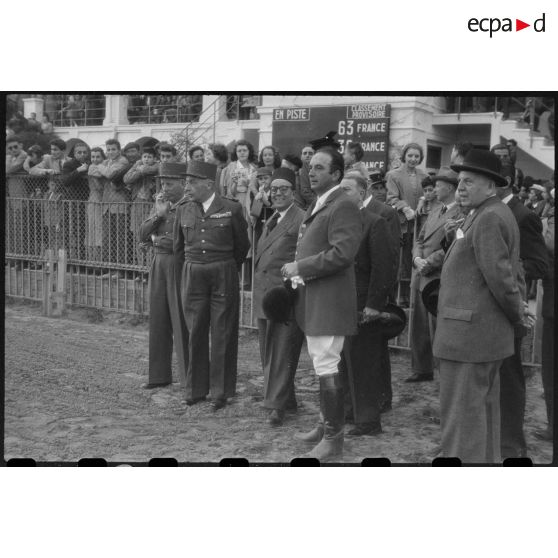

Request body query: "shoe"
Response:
[184, 396, 206, 406]
[347, 422, 382, 437]
[268, 409, 285, 426]
[295, 418, 324, 443]
[405, 373, 434, 383]
[304, 374, 344, 461]
[141, 381, 172, 390]
[285, 399, 298, 413]
[534, 428, 553, 441]
[380, 401, 392, 413]
[211, 398, 227, 411]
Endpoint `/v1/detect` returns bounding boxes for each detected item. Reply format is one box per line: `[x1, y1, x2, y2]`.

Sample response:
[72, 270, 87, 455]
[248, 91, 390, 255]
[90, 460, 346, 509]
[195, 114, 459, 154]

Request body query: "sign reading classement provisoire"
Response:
[271, 103, 391, 171]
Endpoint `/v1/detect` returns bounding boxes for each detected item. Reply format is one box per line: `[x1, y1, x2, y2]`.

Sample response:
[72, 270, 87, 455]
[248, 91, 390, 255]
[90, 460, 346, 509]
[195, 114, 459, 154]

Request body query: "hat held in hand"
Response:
[262, 283, 297, 324]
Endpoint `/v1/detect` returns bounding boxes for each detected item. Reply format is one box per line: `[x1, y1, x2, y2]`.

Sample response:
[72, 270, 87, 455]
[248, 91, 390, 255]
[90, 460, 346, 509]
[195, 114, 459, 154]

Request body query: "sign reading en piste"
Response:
[272, 103, 391, 171]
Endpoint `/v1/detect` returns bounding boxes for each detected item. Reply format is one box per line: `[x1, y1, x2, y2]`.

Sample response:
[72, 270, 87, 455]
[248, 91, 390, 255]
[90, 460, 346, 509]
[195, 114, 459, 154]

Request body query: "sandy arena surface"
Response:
[3, 299, 554, 465]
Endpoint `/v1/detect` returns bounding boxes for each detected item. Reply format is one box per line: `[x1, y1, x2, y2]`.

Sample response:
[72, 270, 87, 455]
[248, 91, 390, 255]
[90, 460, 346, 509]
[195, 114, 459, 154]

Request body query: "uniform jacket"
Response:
[412, 202, 463, 291]
[253, 204, 304, 320]
[507, 195, 548, 281]
[173, 194, 250, 269]
[139, 203, 179, 254]
[433, 196, 524, 363]
[294, 188, 362, 336]
[355, 209, 396, 311]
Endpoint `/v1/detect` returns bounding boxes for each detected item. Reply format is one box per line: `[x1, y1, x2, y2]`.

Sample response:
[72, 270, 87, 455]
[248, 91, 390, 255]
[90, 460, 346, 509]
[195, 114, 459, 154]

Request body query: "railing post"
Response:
[456, 96, 461, 120]
[43, 249, 54, 316]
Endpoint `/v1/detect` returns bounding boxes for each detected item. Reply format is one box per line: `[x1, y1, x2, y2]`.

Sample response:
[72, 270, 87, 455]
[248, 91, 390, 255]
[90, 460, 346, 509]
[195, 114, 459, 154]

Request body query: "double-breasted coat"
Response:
[294, 188, 362, 337]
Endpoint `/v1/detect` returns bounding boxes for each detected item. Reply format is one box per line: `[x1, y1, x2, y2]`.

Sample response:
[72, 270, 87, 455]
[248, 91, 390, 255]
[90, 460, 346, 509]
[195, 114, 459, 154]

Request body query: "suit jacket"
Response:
[507, 195, 548, 281]
[412, 202, 463, 291]
[355, 209, 396, 311]
[365, 197, 401, 282]
[253, 204, 304, 320]
[294, 188, 362, 336]
[432, 196, 524, 363]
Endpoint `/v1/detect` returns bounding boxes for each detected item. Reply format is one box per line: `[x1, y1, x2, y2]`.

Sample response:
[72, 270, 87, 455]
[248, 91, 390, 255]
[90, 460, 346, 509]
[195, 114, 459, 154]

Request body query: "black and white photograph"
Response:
[4, 93, 555, 465]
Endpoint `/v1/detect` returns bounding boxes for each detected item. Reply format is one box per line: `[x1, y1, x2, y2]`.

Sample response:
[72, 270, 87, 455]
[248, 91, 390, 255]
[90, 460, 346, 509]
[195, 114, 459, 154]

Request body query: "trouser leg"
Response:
[148, 258, 173, 384]
[209, 260, 239, 400]
[182, 263, 211, 399]
[499, 336, 527, 458]
[439, 359, 502, 463]
[541, 317, 554, 429]
[410, 287, 434, 375]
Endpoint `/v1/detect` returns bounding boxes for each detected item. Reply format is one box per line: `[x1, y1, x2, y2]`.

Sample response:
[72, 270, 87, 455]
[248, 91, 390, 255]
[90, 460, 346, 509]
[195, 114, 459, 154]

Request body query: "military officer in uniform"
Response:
[139, 162, 189, 390]
[174, 161, 250, 410]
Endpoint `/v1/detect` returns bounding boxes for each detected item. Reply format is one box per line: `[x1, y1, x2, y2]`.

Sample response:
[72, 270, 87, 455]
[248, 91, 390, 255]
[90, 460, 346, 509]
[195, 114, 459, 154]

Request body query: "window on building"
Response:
[43, 95, 106, 127]
[127, 95, 203, 125]
[226, 95, 261, 120]
[426, 145, 442, 170]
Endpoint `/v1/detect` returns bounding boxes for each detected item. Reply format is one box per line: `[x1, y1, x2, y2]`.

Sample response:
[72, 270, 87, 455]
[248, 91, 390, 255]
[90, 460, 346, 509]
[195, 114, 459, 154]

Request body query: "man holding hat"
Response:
[174, 161, 250, 410]
[352, 168, 401, 411]
[139, 163, 189, 390]
[338, 172, 397, 436]
[253, 167, 305, 426]
[432, 149, 526, 463]
[407, 167, 463, 383]
[282, 146, 362, 460]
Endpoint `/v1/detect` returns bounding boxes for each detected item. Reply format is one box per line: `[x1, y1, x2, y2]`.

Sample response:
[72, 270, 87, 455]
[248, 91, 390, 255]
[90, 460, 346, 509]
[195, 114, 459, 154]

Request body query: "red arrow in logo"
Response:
[516, 19, 530, 31]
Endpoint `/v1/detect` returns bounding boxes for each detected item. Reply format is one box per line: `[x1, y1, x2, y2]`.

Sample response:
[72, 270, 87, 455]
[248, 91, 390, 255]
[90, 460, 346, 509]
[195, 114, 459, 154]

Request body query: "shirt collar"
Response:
[316, 184, 341, 207]
[502, 193, 514, 205]
[202, 192, 216, 212]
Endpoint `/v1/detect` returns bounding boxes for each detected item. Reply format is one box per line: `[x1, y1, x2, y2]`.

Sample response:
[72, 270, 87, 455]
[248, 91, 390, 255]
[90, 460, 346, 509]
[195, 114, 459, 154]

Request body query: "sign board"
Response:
[272, 103, 391, 171]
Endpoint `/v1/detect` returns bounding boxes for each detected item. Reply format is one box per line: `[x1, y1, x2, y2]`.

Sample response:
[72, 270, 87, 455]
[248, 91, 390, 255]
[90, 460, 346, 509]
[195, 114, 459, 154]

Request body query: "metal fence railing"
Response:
[5, 174, 542, 366]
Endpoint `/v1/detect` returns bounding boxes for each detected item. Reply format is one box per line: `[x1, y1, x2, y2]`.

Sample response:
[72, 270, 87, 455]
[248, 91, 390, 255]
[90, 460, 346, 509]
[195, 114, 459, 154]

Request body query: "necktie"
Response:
[267, 212, 280, 233]
[441, 205, 447, 215]
[198, 202, 205, 216]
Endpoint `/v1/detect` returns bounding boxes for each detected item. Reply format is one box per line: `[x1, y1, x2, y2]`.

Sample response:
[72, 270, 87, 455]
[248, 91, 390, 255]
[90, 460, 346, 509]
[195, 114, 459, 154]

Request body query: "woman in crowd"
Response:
[386, 142, 428, 307]
[526, 184, 546, 217]
[205, 143, 229, 196]
[222, 139, 257, 221]
[87, 147, 107, 263]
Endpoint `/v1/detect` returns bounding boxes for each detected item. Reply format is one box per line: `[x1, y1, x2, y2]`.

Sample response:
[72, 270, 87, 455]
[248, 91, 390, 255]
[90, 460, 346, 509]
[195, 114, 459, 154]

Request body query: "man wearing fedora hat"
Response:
[407, 166, 464, 383]
[139, 162, 189, 390]
[432, 149, 526, 463]
[253, 168, 305, 426]
[338, 173, 397, 436]
[174, 160, 250, 410]
[496, 162, 548, 459]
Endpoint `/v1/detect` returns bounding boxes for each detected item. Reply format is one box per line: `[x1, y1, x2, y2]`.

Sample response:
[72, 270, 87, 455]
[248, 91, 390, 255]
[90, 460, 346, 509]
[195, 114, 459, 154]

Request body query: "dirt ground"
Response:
[3, 299, 553, 465]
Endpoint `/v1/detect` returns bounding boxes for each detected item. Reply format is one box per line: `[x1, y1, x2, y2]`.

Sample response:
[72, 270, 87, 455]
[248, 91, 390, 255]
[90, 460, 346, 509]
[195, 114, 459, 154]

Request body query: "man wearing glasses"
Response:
[253, 168, 305, 426]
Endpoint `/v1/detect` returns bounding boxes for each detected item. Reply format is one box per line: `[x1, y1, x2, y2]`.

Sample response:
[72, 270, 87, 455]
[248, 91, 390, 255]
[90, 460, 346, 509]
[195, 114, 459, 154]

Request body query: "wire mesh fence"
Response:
[5, 173, 542, 366]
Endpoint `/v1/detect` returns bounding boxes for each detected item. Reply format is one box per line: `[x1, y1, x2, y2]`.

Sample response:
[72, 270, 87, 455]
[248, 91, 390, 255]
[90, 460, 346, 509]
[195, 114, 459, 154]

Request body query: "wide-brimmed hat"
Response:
[159, 162, 187, 178]
[186, 161, 217, 181]
[530, 184, 546, 193]
[309, 131, 341, 151]
[262, 283, 297, 324]
[450, 149, 507, 187]
[421, 278, 440, 317]
[431, 166, 459, 187]
[361, 303, 407, 339]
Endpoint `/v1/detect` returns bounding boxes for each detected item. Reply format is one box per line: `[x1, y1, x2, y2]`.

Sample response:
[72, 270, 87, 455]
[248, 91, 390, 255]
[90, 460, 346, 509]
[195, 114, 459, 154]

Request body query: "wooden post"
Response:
[43, 249, 54, 316]
[51, 248, 67, 317]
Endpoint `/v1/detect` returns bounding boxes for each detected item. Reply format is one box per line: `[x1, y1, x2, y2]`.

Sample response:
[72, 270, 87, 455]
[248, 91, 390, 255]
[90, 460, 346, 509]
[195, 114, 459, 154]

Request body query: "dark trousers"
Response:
[439, 359, 501, 463]
[257, 317, 304, 411]
[499, 336, 527, 458]
[398, 231, 413, 301]
[541, 317, 554, 429]
[148, 253, 188, 386]
[410, 284, 437, 375]
[182, 259, 239, 401]
[379, 339, 392, 407]
[339, 324, 384, 425]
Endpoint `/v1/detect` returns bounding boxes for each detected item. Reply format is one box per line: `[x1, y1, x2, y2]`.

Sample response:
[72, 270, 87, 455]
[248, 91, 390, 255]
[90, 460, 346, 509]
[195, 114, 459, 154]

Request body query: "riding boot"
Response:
[305, 373, 344, 460]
